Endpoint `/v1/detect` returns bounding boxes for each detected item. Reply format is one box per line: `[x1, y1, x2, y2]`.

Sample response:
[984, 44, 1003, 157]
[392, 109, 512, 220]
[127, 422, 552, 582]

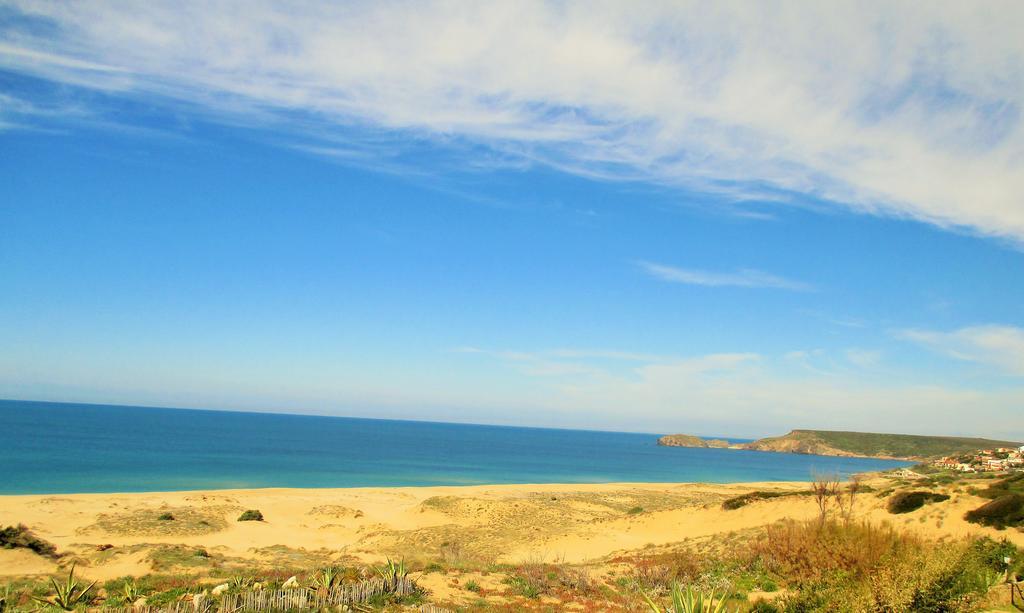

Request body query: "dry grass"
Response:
[363, 489, 726, 564]
[757, 519, 918, 583]
[756, 518, 1007, 611]
[307, 505, 364, 519]
[81, 505, 234, 537]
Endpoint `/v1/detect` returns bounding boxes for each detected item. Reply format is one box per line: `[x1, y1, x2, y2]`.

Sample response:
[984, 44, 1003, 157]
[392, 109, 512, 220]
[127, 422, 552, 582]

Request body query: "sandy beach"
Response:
[3, 477, 1020, 585]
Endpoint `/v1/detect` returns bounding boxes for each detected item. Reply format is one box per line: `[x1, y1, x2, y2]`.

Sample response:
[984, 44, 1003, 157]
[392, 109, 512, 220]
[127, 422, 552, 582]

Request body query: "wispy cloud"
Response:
[1, 2, 1023, 240]
[458, 345, 1024, 438]
[897, 325, 1024, 376]
[845, 348, 882, 368]
[451, 345, 670, 378]
[638, 261, 812, 291]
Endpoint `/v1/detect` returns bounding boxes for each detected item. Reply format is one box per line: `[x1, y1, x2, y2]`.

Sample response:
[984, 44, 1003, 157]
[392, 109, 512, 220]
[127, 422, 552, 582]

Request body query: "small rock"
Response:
[211, 583, 229, 596]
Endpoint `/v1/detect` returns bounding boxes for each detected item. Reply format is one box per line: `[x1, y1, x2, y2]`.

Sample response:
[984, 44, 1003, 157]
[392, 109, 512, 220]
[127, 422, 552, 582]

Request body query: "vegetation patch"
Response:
[308, 505, 364, 519]
[962, 473, 1024, 529]
[0, 524, 59, 559]
[84, 506, 231, 537]
[756, 518, 1010, 611]
[146, 545, 219, 572]
[964, 494, 1024, 529]
[721, 490, 804, 510]
[886, 491, 950, 514]
[237, 509, 264, 522]
[502, 562, 594, 601]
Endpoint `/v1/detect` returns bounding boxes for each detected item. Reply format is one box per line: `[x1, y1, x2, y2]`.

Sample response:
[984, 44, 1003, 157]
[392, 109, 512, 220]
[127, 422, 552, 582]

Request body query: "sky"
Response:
[1, 1, 1023, 439]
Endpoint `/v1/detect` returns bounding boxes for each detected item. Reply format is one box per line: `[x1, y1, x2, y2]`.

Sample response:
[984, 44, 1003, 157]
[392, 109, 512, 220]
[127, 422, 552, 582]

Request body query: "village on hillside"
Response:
[932, 444, 1024, 472]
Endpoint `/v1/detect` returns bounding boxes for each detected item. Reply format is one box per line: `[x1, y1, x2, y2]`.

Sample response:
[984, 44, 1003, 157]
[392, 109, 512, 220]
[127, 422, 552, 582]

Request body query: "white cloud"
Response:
[845, 349, 882, 369]
[1, 2, 1023, 239]
[898, 325, 1024, 376]
[639, 261, 812, 291]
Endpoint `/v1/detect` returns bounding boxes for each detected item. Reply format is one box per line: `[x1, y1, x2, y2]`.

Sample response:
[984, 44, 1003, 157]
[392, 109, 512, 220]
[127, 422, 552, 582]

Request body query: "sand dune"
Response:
[1, 479, 1020, 582]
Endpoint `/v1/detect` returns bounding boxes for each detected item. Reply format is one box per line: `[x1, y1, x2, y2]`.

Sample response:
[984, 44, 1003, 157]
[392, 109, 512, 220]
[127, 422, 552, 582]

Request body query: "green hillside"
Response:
[755, 429, 1022, 459]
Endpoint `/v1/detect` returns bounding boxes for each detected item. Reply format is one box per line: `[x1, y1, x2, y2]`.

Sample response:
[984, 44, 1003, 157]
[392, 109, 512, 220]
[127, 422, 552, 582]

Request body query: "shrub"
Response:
[969, 536, 1018, 571]
[980, 473, 1024, 498]
[762, 519, 1001, 611]
[0, 524, 58, 559]
[506, 569, 544, 599]
[465, 580, 481, 592]
[964, 493, 1024, 529]
[237, 509, 264, 522]
[886, 491, 949, 514]
[510, 577, 541, 599]
[721, 491, 791, 510]
[627, 551, 702, 592]
[757, 519, 914, 583]
[558, 567, 593, 593]
[157, 512, 175, 521]
[627, 506, 644, 515]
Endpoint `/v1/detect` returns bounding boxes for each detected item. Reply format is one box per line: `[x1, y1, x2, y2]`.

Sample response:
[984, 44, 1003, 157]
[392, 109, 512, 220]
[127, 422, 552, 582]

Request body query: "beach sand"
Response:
[3, 477, 1020, 585]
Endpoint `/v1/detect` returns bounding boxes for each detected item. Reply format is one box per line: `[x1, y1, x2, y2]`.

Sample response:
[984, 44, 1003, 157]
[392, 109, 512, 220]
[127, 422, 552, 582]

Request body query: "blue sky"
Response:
[1, 2, 1023, 438]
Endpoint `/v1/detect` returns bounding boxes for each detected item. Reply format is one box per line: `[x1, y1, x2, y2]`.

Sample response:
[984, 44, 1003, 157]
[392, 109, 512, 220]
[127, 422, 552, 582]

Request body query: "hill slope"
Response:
[744, 430, 1022, 460]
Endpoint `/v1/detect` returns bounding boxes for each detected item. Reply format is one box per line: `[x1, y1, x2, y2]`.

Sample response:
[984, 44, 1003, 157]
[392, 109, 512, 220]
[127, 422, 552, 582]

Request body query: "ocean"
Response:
[0, 399, 912, 494]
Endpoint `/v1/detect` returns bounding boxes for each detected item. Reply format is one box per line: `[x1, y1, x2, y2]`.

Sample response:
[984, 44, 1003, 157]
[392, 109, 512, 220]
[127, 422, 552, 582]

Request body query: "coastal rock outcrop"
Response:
[657, 434, 731, 448]
[741, 431, 856, 457]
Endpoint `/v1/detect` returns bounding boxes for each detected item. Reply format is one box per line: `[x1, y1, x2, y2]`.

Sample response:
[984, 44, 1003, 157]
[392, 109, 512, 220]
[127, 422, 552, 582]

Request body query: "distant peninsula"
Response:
[657, 434, 734, 448]
[658, 429, 1023, 461]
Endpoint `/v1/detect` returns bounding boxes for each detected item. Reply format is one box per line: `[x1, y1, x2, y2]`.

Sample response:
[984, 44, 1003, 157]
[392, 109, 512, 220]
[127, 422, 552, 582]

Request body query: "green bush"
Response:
[627, 506, 644, 515]
[964, 493, 1024, 529]
[886, 491, 949, 514]
[157, 512, 175, 521]
[0, 524, 58, 559]
[722, 491, 793, 510]
[237, 510, 264, 522]
[969, 536, 1018, 571]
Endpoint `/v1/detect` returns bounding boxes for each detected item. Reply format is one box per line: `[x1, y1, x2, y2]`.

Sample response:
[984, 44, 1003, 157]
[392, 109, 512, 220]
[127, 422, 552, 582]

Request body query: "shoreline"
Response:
[0, 478, 829, 499]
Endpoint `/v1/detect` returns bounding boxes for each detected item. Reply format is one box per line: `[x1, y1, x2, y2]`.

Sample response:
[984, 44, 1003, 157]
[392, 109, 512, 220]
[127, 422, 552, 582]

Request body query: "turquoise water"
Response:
[0, 399, 912, 494]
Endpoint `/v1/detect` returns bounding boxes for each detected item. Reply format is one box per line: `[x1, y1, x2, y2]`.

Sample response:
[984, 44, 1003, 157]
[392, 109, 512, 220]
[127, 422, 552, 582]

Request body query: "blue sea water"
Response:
[0, 400, 912, 494]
